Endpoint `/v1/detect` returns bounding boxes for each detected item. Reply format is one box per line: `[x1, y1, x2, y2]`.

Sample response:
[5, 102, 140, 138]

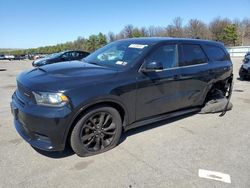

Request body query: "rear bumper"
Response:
[11, 92, 73, 151]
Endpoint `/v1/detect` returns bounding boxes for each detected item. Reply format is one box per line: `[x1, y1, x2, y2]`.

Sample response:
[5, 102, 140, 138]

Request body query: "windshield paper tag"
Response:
[129, 44, 148, 49]
[116, 61, 127, 66]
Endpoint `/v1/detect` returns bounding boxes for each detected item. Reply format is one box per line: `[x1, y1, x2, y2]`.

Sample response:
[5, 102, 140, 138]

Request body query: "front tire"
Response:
[70, 105, 122, 157]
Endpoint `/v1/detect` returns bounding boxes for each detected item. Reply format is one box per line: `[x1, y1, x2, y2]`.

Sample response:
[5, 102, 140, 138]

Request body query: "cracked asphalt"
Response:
[0, 58, 249, 188]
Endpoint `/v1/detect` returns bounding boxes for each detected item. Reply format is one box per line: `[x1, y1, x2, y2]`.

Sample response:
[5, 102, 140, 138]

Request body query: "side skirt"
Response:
[124, 107, 201, 132]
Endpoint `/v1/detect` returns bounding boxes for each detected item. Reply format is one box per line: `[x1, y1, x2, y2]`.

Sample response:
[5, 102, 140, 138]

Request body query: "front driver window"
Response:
[145, 45, 177, 69]
[71, 52, 80, 60]
[61, 52, 71, 60]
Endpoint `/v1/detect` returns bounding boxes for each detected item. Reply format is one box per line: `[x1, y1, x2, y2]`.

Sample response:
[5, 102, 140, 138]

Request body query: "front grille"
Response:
[16, 82, 34, 103]
[15, 92, 25, 107]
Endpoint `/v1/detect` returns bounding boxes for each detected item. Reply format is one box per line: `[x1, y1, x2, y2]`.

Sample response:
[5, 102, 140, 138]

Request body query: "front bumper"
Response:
[11, 92, 73, 151]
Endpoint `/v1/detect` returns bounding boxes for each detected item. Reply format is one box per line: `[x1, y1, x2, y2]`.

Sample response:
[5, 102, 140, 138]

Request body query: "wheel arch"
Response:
[64, 99, 128, 147]
[203, 75, 233, 105]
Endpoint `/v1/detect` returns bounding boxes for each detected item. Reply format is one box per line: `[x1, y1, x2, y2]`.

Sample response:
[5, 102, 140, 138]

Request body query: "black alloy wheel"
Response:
[70, 105, 122, 157]
[80, 112, 116, 152]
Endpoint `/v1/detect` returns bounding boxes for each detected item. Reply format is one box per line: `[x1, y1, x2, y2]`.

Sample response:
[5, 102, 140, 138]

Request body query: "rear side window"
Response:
[81, 52, 89, 58]
[203, 45, 229, 61]
[178, 44, 207, 67]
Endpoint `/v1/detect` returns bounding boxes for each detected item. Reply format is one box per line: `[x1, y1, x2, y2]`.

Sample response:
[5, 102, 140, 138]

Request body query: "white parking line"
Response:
[198, 169, 231, 183]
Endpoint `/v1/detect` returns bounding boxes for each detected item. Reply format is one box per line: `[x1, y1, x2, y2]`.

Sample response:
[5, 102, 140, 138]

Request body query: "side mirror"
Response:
[141, 61, 163, 73]
[59, 57, 65, 61]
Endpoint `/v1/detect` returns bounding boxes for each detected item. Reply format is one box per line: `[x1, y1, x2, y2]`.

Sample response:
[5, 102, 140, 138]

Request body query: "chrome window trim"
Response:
[155, 62, 208, 72]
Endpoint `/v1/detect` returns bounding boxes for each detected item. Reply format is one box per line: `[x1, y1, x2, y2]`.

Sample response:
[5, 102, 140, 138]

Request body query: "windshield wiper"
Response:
[36, 67, 46, 72]
[82, 59, 100, 66]
[88, 61, 100, 66]
[82, 59, 112, 69]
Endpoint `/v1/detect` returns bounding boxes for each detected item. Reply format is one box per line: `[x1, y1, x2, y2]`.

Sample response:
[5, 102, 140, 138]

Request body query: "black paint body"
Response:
[11, 38, 233, 151]
[32, 50, 89, 67]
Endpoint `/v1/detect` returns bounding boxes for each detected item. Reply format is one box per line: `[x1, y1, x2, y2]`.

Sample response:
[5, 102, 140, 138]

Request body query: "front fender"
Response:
[61, 95, 130, 148]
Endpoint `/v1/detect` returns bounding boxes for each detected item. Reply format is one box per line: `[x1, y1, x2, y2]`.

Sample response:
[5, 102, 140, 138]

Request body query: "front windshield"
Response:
[46, 52, 63, 58]
[83, 41, 151, 69]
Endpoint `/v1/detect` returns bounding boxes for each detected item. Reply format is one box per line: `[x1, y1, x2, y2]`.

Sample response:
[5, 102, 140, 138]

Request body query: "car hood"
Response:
[33, 57, 50, 64]
[17, 61, 119, 91]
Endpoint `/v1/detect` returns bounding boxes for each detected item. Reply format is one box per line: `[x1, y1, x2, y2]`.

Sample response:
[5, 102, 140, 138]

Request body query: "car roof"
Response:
[118, 37, 224, 46]
[62, 50, 89, 53]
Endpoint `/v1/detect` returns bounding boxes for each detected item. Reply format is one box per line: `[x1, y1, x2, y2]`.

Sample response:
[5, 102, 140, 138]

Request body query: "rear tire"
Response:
[200, 89, 233, 114]
[70, 105, 122, 157]
[200, 99, 232, 114]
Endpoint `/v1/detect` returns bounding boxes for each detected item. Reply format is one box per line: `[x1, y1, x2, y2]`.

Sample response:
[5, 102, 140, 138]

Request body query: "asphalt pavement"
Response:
[0, 58, 249, 188]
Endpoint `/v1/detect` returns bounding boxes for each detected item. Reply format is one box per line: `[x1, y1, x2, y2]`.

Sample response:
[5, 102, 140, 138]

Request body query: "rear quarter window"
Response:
[178, 44, 208, 67]
[203, 45, 229, 61]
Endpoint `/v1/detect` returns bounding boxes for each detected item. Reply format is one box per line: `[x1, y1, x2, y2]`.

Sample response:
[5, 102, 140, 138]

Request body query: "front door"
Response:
[136, 44, 182, 121]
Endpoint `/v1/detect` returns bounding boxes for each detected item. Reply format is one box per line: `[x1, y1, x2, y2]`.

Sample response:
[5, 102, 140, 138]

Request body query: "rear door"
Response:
[202, 44, 233, 79]
[177, 43, 211, 108]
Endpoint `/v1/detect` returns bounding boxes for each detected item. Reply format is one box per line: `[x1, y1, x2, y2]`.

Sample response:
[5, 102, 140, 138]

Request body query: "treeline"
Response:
[8, 33, 107, 55]
[6, 17, 250, 55]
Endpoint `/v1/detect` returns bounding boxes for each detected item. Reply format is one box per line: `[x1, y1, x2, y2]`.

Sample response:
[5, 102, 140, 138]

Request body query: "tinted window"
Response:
[80, 52, 88, 58]
[145, 45, 177, 69]
[204, 45, 229, 61]
[71, 52, 81, 59]
[179, 44, 207, 66]
[61, 52, 71, 60]
[77, 52, 89, 59]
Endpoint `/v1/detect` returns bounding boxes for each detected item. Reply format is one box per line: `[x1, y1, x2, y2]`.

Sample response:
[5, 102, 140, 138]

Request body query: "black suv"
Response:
[239, 54, 250, 79]
[11, 38, 233, 157]
[32, 50, 89, 67]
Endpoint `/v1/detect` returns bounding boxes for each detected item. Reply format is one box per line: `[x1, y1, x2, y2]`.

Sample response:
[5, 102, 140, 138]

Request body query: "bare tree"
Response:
[107, 32, 116, 42]
[166, 17, 185, 37]
[185, 19, 211, 39]
[148, 26, 157, 37]
[120, 25, 134, 38]
[233, 19, 245, 45]
[209, 17, 231, 40]
[148, 26, 166, 37]
[241, 18, 250, 45]
[140, 27, 149, 37]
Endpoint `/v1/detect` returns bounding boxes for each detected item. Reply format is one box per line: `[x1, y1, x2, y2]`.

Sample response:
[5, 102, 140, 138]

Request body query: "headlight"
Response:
[33, 92, 69, 107]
